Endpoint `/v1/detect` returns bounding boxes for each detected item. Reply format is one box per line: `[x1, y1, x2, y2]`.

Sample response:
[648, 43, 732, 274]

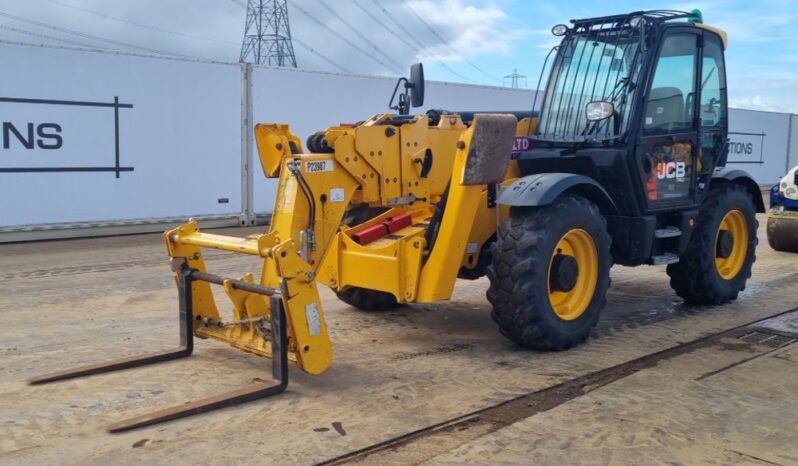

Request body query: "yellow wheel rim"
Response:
[715, 210, 749, 280]
[547, 229, 599, 321]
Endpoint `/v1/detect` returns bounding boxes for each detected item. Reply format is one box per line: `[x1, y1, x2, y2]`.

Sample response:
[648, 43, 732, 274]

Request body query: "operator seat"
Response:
[645, 87, 685, 133]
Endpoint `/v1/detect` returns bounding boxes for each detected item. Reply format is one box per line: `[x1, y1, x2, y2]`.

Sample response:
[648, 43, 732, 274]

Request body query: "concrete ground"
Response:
[1, 212, 797, 465]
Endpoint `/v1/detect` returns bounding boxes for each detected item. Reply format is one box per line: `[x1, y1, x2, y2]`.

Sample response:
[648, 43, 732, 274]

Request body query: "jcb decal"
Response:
[656, 161, 686, 180]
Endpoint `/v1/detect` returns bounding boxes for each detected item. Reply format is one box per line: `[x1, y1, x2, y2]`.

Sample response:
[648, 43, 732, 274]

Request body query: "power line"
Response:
[0, 23, 102, 49]
[349, 0, 418, 52]
[43, 0, 238, 46]
[400, 0, 502, 84]
[293, 36, 351, 73]
[357, 0, 477, 83]
[289, 0, 403, 74]
[0, 9, 202, 59]
[312, 0, 406, 72]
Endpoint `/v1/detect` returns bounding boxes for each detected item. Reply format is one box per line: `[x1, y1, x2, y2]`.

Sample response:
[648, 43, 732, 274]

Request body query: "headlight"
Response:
[551, 24, 568, 36]
[586, 101, 614, 121]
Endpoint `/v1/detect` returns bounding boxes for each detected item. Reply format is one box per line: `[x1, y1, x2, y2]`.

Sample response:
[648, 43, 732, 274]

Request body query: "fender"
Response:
[712, 167, 765, 213]
[497, 172, 617, 214]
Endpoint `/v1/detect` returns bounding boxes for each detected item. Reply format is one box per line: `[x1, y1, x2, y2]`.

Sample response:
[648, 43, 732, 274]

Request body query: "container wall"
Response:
[727, 108, 791, 184]
[3, 41, 795, 239]
[0, 43, 243, 228]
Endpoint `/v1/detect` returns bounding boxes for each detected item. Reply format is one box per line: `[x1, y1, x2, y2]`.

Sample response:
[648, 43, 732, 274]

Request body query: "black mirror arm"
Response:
[389, 77, 409, 114]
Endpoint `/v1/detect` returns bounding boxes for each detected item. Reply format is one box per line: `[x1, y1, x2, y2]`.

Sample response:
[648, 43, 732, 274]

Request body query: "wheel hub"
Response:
[549, 253, 579, 292]
[716, 229, 734, 258]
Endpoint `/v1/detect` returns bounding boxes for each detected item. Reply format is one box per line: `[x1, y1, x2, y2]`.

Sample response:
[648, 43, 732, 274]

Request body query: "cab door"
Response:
[636, 29, 700, 210]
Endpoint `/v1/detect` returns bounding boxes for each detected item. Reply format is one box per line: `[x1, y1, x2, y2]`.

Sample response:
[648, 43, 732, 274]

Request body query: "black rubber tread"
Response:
[766, 214, 798, 252]
[666, 184, 758, 305]
[486, 195, 612, 350]
[336, 287, 398, 311]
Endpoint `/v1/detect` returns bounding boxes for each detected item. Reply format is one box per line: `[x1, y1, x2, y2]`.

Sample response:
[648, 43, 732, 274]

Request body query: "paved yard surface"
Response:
[1, 213, 797, 465]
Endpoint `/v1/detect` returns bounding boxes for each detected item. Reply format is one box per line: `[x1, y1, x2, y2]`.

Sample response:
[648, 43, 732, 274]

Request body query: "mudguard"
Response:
[497, 172, 617, 214]
[712, 167, 765, 213]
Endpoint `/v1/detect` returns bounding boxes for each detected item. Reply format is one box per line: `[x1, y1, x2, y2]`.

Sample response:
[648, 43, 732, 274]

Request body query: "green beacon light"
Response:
[688, 8, 703, 24]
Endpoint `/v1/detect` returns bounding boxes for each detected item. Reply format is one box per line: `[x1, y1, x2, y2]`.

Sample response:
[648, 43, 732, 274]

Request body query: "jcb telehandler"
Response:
[32, 9, 763, 431]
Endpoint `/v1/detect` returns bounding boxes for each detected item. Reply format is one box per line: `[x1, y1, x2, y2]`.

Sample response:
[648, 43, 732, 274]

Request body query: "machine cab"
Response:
[532, 10, 729, 215]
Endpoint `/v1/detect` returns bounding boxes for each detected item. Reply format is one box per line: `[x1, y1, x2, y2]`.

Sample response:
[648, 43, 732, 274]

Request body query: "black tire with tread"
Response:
[766, 215, 798, 252]
[486, 195, 612, 350]
[336, 287, 398, 311]
[666, 184, 758, 305]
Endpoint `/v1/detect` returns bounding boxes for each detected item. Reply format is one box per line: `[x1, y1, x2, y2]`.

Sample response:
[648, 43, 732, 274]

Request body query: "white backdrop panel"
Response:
[728, 108, 790, 184]
[0, 43, 242, 227]
[251, 67, 535, 213]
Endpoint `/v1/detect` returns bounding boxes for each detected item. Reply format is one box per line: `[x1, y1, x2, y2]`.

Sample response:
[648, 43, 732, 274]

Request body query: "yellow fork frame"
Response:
[163, 114, 517, 376]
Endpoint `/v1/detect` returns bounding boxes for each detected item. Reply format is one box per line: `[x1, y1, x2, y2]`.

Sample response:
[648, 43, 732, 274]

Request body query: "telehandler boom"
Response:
[32, 9, 763, 432]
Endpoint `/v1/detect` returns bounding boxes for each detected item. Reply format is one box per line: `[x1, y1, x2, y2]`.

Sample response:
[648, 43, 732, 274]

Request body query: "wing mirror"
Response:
[586, 101, 614, 121]
[389, 63, 425, 115]
[409, 62, 425, 108]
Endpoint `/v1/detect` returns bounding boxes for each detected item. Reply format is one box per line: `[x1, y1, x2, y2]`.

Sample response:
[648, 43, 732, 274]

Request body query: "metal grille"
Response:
[739, 331, 796, 348]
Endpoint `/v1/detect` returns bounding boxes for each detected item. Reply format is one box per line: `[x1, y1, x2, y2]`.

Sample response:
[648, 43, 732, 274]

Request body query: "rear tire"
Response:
[667, 184, 758, 304]
[336, 287, 398, 311]
[486, 195, 612, 350]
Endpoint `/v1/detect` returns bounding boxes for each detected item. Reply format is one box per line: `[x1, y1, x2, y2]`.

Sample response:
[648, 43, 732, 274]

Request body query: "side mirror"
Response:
[409, 63, 425, 108]
[389, 63, 425, 115]
[586, 101, 614, 121]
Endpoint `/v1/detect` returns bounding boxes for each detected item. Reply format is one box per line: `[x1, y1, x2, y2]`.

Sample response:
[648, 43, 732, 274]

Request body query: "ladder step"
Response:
[655, 226, 682, 238]
[651, 253, 680, 265]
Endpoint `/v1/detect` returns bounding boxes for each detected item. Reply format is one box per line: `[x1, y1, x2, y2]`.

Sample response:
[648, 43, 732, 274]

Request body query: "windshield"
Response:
[537, 28, 642, 144]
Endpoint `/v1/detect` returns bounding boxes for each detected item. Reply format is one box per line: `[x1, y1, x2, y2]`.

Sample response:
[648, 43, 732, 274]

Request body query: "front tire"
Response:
[667, 184, 758, 304]
[486, 195, 612, 350]
[336, 287, 398, 311]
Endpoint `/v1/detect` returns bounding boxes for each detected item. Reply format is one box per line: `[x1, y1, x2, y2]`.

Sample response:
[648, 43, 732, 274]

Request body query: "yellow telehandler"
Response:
[31, 9, 764, 432]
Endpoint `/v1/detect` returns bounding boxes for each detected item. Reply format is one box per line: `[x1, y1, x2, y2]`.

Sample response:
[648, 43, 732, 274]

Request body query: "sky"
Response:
[1, 0, 796, 113]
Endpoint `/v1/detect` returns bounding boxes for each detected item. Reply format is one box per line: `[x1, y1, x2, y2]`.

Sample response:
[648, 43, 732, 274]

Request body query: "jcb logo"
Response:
[656, 161, 686, 180]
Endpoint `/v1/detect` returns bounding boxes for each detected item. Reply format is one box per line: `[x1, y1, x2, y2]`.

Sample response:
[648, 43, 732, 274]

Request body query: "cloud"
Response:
[402, 0, 512, 61]
[729, 95, 798, 114]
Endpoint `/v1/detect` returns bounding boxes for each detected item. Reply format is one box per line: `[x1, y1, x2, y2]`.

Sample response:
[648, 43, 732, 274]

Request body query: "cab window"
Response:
[643, 33, 697, 136]
[698, 33, 727, 174]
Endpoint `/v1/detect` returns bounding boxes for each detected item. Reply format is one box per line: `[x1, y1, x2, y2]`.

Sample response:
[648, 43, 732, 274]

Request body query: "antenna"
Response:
[239, 0, 297, 67]
[503, 68, 527, 88]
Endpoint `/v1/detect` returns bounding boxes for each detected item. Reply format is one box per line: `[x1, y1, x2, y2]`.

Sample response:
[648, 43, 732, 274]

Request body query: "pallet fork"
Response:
[29, 265, 289, 433]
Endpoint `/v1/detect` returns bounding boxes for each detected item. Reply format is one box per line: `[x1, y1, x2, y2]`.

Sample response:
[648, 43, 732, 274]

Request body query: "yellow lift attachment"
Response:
[29, 113, 519, 432]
